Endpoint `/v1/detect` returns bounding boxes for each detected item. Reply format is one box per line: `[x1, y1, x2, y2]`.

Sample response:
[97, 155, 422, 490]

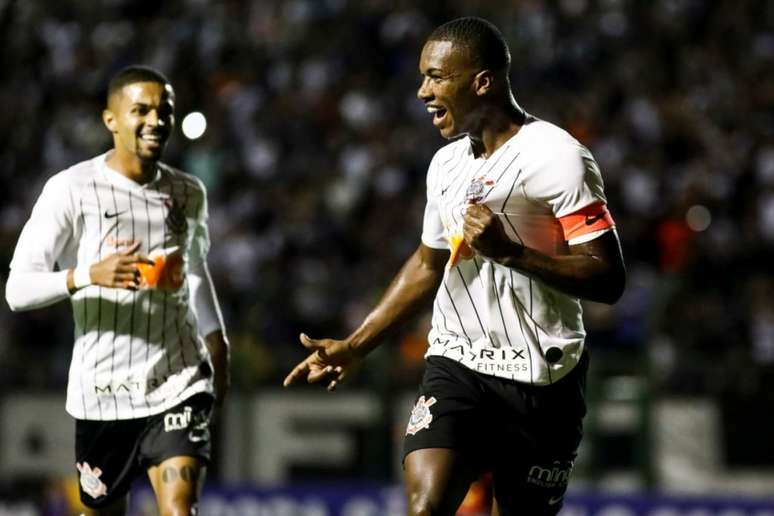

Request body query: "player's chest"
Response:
[77, 183, 195, 249]
[435, 157, 543, 229]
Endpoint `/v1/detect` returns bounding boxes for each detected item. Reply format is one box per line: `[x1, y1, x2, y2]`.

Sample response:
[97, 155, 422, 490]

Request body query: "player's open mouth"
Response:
[140, 133, 164, 147]
[427, 105, 447, 126]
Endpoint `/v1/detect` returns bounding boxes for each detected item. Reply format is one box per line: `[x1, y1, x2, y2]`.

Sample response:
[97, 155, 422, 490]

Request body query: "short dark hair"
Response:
[106, 65, 170, 105]
[427, 17, 511, 72]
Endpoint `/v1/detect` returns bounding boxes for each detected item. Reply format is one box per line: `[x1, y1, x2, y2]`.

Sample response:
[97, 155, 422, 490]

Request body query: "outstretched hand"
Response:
[283, 333, 361, 391]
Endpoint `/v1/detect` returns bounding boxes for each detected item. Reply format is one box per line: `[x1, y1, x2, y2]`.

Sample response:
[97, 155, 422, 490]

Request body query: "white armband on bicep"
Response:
[188, 261, 225, 338]
[5, 269, 70, 312]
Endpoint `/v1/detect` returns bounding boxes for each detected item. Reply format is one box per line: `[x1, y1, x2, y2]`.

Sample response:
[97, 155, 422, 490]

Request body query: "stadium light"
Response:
[686, 204, 711, 232]
[181, 112, 207, 140]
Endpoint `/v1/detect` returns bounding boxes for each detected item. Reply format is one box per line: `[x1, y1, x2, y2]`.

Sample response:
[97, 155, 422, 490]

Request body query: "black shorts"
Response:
[75, 392, 214, 509]
[403, 353, 588, 516]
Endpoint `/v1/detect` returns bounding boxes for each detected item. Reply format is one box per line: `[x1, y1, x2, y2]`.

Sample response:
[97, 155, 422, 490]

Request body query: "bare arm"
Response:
[349, 242, 448, 354]
[283, 243, 447, 390]
[464, 204, 626, 304]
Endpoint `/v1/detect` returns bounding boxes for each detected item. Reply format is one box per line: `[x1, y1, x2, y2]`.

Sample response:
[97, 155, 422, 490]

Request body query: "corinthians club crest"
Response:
[164, 197, 188, 235]
[406, 395, 437, 436]
[76, 462, 108, 499]
[465, 176, 495, 204]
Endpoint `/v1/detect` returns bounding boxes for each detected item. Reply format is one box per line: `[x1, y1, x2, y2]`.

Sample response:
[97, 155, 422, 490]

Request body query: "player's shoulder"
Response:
[45, 154, 105, 190]
[429, 137, 469, 170]
[520, 118, 591, 174]
[158, 162, 207, 193]
[519, 118, 580, 153]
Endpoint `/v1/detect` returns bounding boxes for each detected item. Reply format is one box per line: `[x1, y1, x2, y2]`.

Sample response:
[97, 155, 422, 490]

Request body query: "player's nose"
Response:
[417, 77, 433, 101]
[145, 109, 165, 127]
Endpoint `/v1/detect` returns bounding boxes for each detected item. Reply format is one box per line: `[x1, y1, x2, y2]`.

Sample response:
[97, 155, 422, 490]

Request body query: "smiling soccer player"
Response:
[284, 17, 625, 515]
[6, 65, 229, 516]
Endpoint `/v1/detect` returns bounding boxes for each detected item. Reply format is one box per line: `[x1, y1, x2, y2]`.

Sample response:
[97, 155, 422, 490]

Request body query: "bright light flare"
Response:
[181, 112, 207, 140]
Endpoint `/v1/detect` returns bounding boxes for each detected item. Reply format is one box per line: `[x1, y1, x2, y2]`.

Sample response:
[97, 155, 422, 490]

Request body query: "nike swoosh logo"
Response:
[441, 185, 450, 195]
[584, 212, 605, 225]
[104, 210, 127, 219]
[548, 495, 564, 506]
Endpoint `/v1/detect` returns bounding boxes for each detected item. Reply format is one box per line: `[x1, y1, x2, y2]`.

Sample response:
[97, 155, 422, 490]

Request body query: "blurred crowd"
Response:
[1, 0, 772, 410]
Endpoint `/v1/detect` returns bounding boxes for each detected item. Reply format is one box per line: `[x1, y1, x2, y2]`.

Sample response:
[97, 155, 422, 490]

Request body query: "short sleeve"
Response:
[536, 142, 608, 219]
[421, 153, 448, 250]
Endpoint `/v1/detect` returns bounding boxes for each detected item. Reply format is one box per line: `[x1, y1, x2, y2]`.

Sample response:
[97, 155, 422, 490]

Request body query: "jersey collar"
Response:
[99, 151, 163, 190]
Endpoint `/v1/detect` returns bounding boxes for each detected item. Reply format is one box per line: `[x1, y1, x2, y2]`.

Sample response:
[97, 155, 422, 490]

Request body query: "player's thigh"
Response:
[491, 454, 575, 516]
[402, 357, 485, 514]
[147, 455, 206, 514]
[489, 354, 588, 515]
[141, 394, 214, 514]
[75, 418, 145, 512]
[404, 448, 478, 516]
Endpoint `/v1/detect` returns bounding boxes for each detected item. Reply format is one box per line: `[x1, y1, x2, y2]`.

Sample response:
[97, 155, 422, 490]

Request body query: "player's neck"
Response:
[106, 150, 158, 185]
[470, 101, 525, 159]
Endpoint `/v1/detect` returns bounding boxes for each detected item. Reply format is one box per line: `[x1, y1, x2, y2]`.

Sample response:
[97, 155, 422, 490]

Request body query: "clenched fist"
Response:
[462, 204, 523, 261]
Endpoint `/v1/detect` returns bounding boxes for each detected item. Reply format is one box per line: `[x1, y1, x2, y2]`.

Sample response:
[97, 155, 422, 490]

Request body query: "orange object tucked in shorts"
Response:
[137, 250, 184, 290]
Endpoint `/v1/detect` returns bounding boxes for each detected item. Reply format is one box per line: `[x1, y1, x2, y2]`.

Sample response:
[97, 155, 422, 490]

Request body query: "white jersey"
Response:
[9, 152, 214, 420]
[421, 118, 613, 385]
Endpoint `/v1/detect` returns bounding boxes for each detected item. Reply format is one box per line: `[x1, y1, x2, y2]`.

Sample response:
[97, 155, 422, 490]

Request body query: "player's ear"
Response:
[473, 69, 494, 96]
[102, 108, 117, 133]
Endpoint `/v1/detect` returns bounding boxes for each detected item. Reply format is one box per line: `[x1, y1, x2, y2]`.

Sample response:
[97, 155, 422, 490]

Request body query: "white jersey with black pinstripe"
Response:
[10, 152, 214, 420]
[421, 118, 612, 385]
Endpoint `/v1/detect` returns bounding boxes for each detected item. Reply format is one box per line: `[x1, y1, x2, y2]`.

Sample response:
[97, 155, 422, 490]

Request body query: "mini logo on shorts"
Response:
[164, 406, 192, 432]
[526, 460, 574, 488]
[406, 395, 437, 436]
[76, 462, 108, 499]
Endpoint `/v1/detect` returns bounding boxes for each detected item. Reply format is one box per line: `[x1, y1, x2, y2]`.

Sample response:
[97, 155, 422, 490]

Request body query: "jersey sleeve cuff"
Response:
[421, 234, 449, 250]
[567, 227, 612, 246]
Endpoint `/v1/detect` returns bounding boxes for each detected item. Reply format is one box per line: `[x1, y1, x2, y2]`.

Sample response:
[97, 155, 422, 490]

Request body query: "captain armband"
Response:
[558, 202, 615, 244]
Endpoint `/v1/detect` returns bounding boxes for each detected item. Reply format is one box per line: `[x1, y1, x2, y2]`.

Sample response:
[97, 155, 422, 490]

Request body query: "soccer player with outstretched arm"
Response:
[284, 17, 625, 516]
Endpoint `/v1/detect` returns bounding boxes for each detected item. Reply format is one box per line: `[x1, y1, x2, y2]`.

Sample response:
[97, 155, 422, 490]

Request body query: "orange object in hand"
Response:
[448, 233, 474, 268]
[137, 255, 164, 288]
[137, 251, 184, 290]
